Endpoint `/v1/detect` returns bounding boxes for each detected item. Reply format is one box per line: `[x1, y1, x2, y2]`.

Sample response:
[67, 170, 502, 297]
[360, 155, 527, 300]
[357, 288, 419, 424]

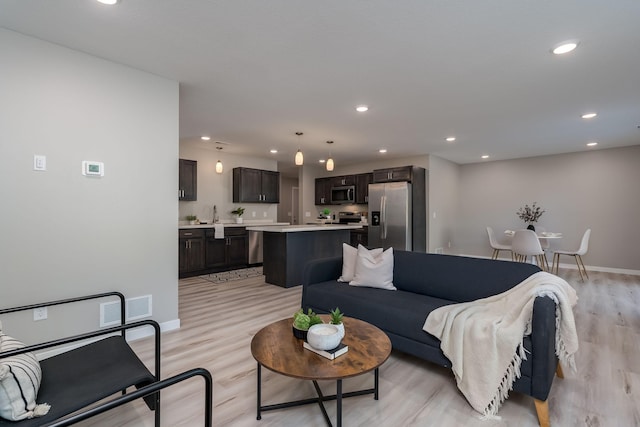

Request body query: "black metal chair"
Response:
[0, 292, 212, 426]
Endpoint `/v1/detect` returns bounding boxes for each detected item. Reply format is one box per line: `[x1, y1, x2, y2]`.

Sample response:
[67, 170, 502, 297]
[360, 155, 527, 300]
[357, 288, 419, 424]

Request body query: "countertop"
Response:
[179, 221, 290, 230]
[245, 224, 363, 233]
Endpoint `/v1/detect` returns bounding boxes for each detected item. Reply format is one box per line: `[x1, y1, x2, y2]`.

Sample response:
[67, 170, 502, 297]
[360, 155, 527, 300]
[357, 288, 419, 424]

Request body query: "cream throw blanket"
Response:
[423, 271, 578, 418]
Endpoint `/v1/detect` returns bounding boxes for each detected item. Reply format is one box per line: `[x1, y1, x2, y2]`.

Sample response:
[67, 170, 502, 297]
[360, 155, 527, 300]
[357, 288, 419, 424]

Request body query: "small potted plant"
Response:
[292, 308, 323, 340]
[186, 214, 198, 225]
[516, 202, 545, 231]
[231, 207, 245, 224]
[330, 307, 345, 339]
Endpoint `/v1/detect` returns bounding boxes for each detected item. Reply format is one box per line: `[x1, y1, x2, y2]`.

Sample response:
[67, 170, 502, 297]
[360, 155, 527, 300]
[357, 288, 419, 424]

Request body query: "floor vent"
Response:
[100, 295, 153, 327]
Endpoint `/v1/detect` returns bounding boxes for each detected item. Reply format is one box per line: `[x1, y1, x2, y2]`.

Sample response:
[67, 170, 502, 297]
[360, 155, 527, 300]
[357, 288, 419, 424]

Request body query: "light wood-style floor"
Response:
[78, 268, 640, 426]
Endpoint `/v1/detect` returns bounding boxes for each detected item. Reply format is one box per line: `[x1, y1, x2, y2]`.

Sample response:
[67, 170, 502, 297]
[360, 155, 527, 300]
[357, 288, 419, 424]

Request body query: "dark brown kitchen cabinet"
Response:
[233, 167, 280, 203]
[372, 166, 415, 183]
[205, 227, 248, 270]
[330, 175, 355, 187]
[179, 229, 205, 274]
[315, 177, 333, 205]
[350, 227, 368, 247]
[355, 173, 373, 204]
[179, 159, 197, 201]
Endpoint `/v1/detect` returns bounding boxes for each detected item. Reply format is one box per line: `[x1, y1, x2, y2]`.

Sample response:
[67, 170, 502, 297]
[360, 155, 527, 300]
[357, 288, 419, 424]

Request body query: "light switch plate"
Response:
[33, 155, 46, 171]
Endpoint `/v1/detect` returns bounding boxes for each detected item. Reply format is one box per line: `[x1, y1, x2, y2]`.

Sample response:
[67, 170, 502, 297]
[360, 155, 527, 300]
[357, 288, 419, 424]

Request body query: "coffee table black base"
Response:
[256, 363, 380, 427]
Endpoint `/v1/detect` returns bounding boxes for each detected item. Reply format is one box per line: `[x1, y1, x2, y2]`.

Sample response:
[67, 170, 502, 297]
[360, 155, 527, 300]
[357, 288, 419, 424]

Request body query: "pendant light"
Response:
[326, 141, 334, 171]
[215, 147, 223, 173]
[294, 132, 304, 166]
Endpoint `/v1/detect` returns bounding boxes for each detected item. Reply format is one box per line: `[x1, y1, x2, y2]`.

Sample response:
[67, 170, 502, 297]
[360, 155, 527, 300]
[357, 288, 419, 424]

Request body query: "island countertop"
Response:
[245, 224, 363, 233]
[179, 221, 290, 229]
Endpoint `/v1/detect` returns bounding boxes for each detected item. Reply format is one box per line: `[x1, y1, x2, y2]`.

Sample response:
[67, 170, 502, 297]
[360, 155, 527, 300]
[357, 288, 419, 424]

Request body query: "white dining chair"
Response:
[552, 229, 591, 281]
[512, 229, 547, 270]
[486, 226, 513, 260]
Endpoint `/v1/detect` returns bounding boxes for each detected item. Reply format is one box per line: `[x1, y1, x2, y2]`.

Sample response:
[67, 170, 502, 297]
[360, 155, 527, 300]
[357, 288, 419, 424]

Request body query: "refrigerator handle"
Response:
[380, 196, 387, 239]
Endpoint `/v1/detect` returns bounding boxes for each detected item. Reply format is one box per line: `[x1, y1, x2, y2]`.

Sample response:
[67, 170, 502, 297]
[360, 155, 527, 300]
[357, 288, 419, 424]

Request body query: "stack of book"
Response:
[303, 341, 349, 360]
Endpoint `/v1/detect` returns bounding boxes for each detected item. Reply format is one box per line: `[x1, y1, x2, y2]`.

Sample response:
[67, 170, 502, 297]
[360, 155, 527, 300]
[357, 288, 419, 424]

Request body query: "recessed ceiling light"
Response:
[481, 155, 490, 159]
[581, 112, 597, 119]
[587, 142, 598, 147]
[200, 136, 211, 141]
[445, 137, 456, 142]
[356, 105, 369, 113]
[270, 149, 278, 154]
[97, 0, 118, 5]
[552, 42, 578, 55]
[379, 149, 387, 154]
[319, 159, 326, 163]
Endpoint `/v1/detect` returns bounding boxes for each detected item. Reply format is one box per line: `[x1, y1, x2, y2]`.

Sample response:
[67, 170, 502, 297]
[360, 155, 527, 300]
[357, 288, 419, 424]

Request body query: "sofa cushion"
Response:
[393, 251, 541, 302]
[338, 244, 382, 283]
[349, 246, 395, 290]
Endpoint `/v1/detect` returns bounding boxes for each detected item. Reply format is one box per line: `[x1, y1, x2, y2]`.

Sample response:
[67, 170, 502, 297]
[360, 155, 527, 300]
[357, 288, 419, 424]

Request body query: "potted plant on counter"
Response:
[186, 214, 198, 225]
[231, 207, 245, 224]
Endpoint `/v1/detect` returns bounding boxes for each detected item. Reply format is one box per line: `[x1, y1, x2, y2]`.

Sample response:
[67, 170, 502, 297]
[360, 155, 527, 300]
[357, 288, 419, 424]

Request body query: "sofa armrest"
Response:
[529, 295, 558, 401]
[301, 256, 342, 310]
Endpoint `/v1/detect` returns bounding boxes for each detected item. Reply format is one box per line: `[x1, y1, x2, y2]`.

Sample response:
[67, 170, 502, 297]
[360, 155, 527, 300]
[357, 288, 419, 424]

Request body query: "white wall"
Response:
[0, 29, 179, 342]
[427, 155, 460, 254]
[455, 145, 640, 270]
[179, 141, 279, 223]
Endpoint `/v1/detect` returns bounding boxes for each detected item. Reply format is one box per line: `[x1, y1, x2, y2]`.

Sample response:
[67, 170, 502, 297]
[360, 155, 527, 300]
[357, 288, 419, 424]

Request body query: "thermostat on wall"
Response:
[82, 161, 104, 177]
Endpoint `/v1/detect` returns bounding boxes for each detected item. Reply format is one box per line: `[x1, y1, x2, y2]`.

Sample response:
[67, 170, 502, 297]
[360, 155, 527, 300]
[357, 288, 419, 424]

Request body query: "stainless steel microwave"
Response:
[331, 185, 355, 204]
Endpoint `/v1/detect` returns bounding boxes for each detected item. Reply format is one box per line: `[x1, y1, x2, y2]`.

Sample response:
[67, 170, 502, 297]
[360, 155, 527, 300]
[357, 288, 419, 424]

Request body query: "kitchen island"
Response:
[245, 224, 363, 288]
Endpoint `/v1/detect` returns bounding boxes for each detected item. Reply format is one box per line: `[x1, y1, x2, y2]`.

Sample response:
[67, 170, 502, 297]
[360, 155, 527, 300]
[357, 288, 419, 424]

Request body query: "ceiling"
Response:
[2, 0, 639, 170]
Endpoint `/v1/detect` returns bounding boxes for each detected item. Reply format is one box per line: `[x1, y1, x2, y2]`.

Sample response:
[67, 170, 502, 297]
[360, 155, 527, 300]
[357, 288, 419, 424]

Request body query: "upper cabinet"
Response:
[330, 175, 355, 187]
[355, 173, 373, 204]
[179, 159, 197, 201]
[315, 177, 332, 205]
[372, 166, 416, 183]
[233, 167, 280, 203]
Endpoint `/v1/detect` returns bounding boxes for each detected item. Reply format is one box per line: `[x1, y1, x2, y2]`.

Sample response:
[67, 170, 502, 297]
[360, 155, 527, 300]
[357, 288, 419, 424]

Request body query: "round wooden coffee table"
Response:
[251, 316, 392, 427]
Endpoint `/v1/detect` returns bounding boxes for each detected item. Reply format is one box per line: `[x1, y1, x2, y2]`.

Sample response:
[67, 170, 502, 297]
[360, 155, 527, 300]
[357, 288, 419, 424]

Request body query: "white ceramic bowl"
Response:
[307, 324, 341, 351]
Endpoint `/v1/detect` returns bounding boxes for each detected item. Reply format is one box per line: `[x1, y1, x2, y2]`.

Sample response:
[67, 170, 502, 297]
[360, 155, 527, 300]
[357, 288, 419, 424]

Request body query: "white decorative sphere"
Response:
[307, 324, 342, 351]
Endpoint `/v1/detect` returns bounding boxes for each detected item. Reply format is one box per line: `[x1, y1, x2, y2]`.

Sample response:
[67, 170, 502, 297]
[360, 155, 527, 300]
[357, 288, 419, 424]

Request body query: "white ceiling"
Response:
[2, 0, 639, 169]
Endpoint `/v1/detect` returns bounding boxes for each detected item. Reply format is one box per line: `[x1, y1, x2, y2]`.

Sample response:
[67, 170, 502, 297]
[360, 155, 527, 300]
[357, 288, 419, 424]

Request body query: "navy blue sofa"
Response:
[302, 250, 561, 427]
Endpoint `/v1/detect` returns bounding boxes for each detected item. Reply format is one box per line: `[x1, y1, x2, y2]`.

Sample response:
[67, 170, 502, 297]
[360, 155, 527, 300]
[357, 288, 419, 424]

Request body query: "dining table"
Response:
[504, 230, 563, 240]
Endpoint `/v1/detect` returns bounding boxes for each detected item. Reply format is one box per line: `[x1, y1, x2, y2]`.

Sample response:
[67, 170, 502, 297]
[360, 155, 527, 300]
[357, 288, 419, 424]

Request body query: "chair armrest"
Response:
[0, 291, 126, 328]
[47, 368, 213, 427]
[529, 295, 559, 401]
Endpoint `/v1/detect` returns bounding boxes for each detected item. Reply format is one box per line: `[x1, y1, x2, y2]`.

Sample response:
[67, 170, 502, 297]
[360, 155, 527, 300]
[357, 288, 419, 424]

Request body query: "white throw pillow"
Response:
[349, 245, 396, 290]
[337, 243, 382, 282]
[0, 321, 50, 421]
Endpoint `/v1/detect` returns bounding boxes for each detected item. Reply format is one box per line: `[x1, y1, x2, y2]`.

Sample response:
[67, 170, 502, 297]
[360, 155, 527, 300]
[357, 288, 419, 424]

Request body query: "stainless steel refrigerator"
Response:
[368, 182, 414, 251]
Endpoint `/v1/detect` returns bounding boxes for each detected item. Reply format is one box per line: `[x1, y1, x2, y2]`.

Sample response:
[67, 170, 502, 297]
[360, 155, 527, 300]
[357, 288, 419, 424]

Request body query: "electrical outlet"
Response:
[33, 307, 48, 321]
[252, 211, 256, 217]
[435, 247, 443, 254]
[263, 212, 267, 217]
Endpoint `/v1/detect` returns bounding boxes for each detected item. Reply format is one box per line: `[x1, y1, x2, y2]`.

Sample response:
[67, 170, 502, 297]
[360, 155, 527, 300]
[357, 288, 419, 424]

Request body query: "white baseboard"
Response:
[36, 318, 181, 361]
[457, 253, 640, 276]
